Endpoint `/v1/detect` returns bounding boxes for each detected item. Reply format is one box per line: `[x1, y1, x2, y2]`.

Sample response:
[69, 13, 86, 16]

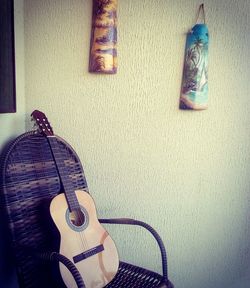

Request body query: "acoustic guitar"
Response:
[31, 110, 119, 288]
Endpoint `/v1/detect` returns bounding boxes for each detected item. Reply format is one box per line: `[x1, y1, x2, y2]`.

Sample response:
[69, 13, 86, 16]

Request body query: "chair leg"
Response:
[158, 279, 174, 288]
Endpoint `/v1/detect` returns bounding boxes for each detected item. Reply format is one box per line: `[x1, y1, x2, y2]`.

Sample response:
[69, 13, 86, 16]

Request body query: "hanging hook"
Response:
[195, 3, 206, 24]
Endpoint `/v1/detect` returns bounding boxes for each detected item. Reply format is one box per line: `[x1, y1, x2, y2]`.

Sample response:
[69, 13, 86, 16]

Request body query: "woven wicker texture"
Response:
[0, 131, 172, 288]
[106, 261, 163, 288]
[0, 131, 88, 287]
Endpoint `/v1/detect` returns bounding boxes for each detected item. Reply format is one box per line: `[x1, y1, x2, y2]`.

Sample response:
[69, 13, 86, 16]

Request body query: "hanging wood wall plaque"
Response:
[89, 0, 118, 74]
[179, 4, 209, 110]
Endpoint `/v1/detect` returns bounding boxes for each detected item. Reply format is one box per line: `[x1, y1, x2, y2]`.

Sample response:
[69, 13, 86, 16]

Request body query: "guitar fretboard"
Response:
[48, 136, 80, 212]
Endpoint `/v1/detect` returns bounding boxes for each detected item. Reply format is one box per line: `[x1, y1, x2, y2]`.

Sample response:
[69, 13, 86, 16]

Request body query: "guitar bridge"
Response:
[73, 244, 104, 263]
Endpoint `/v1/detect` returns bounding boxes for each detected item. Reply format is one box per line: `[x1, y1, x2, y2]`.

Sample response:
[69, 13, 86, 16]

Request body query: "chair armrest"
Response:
[36, 251, 85, 288]
[99, 218, 170, 284]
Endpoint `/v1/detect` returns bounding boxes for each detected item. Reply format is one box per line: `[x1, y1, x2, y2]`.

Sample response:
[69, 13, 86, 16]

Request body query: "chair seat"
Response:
[106, 261, 163, 288]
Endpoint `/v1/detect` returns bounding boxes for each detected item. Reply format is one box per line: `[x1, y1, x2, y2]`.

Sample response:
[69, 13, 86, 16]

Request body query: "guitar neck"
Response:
[47, 136, 80, 212]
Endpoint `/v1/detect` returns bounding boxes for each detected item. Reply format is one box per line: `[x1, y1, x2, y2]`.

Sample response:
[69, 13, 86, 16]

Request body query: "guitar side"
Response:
[50, 190, 119, 288]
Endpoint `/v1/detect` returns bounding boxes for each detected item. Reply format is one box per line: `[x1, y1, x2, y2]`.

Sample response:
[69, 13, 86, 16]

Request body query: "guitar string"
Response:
[76, 203, 89, 250]
[61, 159, 89, 251]
[66, 170, 89, 251]
[75, 208, 87, 252]
[56, 140, 88, 251]
[51, 137, 89, 251]
[66, 178, 89, 251]
[39, 122, 89, 253]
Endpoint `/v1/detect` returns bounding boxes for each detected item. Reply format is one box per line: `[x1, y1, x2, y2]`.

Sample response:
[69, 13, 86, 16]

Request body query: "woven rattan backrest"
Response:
[0, 131, 88, 287]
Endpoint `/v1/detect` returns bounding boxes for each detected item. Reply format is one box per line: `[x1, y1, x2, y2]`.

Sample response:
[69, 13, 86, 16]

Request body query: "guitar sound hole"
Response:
[66, 206, 89, 231]
[69, 209, 85, 227]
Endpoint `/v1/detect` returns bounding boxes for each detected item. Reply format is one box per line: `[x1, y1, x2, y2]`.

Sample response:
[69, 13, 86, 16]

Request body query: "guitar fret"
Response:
[48, 137, 80, 211]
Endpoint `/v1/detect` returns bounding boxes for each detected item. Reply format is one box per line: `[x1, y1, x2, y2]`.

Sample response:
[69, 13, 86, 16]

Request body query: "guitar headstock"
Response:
[31, 110, 54, 136]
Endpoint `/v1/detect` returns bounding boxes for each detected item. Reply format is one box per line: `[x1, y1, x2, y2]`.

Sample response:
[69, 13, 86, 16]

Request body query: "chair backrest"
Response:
[0, 131, 88, 287]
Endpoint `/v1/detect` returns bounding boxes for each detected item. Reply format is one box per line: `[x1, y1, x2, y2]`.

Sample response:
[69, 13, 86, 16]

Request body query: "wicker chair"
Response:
[0, 131, 173, 288]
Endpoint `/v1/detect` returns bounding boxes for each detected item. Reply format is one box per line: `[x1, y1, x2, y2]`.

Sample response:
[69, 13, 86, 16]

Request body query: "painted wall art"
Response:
[89, 0, 118, 74]
[180, 4, 209, 110]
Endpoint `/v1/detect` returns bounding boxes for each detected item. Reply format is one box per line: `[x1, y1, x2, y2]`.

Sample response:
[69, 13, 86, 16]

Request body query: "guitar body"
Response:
[50, 190, 119, 288]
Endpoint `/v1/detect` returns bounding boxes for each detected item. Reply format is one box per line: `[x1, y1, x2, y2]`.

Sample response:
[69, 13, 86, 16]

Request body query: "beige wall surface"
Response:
[23, 1, 250, 287]
[0, 0, 25, 149]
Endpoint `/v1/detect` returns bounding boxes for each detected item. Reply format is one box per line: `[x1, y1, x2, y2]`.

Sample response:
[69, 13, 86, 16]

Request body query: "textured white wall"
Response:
[24, 1, 250, 287]
[0, 0, 25, 147]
